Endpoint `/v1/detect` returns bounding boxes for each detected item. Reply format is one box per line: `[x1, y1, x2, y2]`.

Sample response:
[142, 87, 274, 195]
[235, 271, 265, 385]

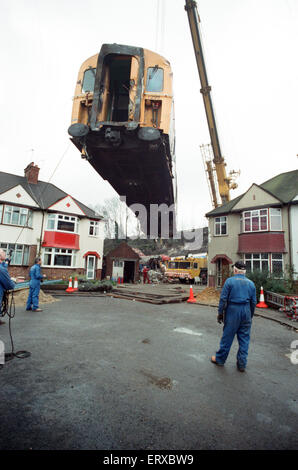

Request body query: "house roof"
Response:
[206, 169, 298, 217]
[0, 170, 102, 219]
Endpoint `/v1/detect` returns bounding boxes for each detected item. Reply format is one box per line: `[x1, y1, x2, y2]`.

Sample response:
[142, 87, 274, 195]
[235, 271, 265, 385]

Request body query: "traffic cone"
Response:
[187, 285, 196, 303]
[256, 286, 268, 308]
[66, 276, 74, 293]
[73, 276, 78, 291]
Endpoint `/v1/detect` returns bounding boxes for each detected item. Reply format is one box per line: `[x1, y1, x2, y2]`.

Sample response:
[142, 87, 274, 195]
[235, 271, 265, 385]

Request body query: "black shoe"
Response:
[26, 308, 32, 311]
[237, 363, 245, 372]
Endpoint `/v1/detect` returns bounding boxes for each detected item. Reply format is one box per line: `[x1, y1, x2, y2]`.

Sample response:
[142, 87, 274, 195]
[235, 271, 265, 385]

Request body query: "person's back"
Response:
[212, 260, 257, 372]
[220, 274, 256, 306]
[0, 264, 15, 304]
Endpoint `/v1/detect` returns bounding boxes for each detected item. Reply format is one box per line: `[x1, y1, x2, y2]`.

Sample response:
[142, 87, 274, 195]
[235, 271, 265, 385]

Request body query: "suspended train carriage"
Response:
[68, 44, 177, 237]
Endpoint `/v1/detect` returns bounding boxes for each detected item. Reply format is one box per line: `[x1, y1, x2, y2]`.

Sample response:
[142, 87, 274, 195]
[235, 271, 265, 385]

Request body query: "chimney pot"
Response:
[24, 162, 40, 184]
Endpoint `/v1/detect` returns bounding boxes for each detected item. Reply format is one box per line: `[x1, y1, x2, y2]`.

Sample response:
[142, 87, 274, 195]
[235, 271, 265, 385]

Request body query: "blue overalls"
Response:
[216, 274, 257, 369]
[0, 265, 15, 307]
[26, 264, 43, 311]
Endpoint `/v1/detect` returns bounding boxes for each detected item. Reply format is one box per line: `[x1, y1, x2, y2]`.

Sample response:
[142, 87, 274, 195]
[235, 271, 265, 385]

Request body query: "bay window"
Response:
[46, 213, 79, 233]
[241, 208, 282, 232]
[242, 209, 268, 232]
[244, 252, 283, 276]
[43, 248, 77, 268]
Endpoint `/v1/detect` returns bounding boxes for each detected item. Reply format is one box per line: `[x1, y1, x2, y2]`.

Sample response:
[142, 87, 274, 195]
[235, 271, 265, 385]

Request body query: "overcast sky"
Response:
[1, 0, 297, 230]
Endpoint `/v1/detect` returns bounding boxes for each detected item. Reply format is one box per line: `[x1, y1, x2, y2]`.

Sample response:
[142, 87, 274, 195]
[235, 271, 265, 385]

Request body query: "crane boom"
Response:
[185, 0, 236, 205]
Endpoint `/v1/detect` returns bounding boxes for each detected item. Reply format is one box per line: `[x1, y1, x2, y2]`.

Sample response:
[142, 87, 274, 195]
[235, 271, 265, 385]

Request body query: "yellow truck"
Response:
[165, 255, 207, 284]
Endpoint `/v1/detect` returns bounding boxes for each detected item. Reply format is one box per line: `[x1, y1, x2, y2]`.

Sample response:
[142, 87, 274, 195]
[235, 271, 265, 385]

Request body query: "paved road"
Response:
[0, 296, 297, 450]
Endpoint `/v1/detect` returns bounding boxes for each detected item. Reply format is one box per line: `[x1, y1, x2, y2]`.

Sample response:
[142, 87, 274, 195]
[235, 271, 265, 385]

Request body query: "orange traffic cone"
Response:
[66, 276, 74, 293]
[187, 285, 196, 304]
[73, 276, 78, 291]
[256, 286, 268, 308]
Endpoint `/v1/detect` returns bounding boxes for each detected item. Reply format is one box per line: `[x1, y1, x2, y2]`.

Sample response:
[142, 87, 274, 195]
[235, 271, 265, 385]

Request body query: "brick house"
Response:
[0, 162, 104, 280]
[104, 241, 141, 283]
[205, 170, 298, 287]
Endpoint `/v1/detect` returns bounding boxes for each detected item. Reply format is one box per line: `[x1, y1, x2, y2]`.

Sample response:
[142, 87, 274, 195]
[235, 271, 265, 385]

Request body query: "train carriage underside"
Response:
[68, 44, 176, 237]
[70, 128, 175, 235]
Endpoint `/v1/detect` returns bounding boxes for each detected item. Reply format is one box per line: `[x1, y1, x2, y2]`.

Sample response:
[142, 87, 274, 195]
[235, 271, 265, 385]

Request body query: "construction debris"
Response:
[147, 269, 166, 283]
[108, 284, 189, 304]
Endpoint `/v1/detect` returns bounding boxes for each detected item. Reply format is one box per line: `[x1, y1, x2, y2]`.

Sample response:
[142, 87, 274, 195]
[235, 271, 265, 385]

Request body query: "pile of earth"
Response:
[12, 289, 58, 306]
[196, 287, 220, 305]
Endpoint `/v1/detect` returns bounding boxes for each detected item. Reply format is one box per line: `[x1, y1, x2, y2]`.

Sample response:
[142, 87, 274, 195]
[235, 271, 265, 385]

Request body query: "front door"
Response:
[87, 255, 96, 280]
[216, 258, 222, 288]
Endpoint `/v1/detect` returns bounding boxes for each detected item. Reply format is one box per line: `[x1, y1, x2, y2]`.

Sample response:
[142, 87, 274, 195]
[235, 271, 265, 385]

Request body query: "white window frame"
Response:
[271, 253, 283, 277]
[42, 248, 77, 268]
[46, 213, 79, 234]
[242, 209, 268, 233]
[269, 208, 282, 231]
[86, 255, 96, 279]
[214, 216, 227, 236]
[244, 253, 269, 273]
[89, 220, 99, 237]
[2, 205, 32, 227]
[0, 243, 30, 266]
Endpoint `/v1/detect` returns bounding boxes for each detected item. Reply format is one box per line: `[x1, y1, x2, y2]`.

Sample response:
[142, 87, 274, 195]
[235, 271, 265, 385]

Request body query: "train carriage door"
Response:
[99, 64, 110, 122]
[128, 56, 139, 121]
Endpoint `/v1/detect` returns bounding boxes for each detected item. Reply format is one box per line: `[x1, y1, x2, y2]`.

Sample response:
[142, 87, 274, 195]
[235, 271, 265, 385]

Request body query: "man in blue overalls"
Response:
[211, 260, 257, 372]
[0, 248, 15, 305]
[26, 257, 45, 312]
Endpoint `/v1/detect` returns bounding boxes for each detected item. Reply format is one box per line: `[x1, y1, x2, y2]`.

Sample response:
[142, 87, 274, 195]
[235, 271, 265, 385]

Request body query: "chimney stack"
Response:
[24, 162, 40, 184]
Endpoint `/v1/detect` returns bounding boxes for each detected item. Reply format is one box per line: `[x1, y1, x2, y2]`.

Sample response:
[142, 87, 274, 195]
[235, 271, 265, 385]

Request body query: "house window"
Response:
[0, 243, 30, 265]
[214, 216, 227, 236]
[46, 214, 79, 233]
[146, 67, 164, 92]
[89, 221, 99, 236]
[244, 253, 269, 273]
[42, 248, 77, 268]
[114, 260, 123, 268]
[242, 209, 268, 232]
[271, 253, 283, 276]
[270, 208, 282, 231]
[2, 205, 32, 227]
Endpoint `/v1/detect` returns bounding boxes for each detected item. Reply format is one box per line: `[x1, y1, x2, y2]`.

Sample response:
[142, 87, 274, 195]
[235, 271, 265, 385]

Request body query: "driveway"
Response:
[0, 295, 297, 450]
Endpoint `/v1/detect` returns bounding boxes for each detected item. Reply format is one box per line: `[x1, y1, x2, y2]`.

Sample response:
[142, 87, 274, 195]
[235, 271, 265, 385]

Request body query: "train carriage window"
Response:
[82, 68, 96, 93]
[146, 67, 164, 92]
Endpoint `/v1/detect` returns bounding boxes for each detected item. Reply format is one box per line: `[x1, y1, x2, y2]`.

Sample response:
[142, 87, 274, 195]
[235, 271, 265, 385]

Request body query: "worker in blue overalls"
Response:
[0, 249, 15, 324]
[211, 260, 257, 372]
[26, 257, 45, 312]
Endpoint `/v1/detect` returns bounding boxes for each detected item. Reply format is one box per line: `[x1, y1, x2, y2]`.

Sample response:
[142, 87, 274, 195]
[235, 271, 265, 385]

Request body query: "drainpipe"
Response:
[287, 204, 292, 268]
[38, 210, 45, 257]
